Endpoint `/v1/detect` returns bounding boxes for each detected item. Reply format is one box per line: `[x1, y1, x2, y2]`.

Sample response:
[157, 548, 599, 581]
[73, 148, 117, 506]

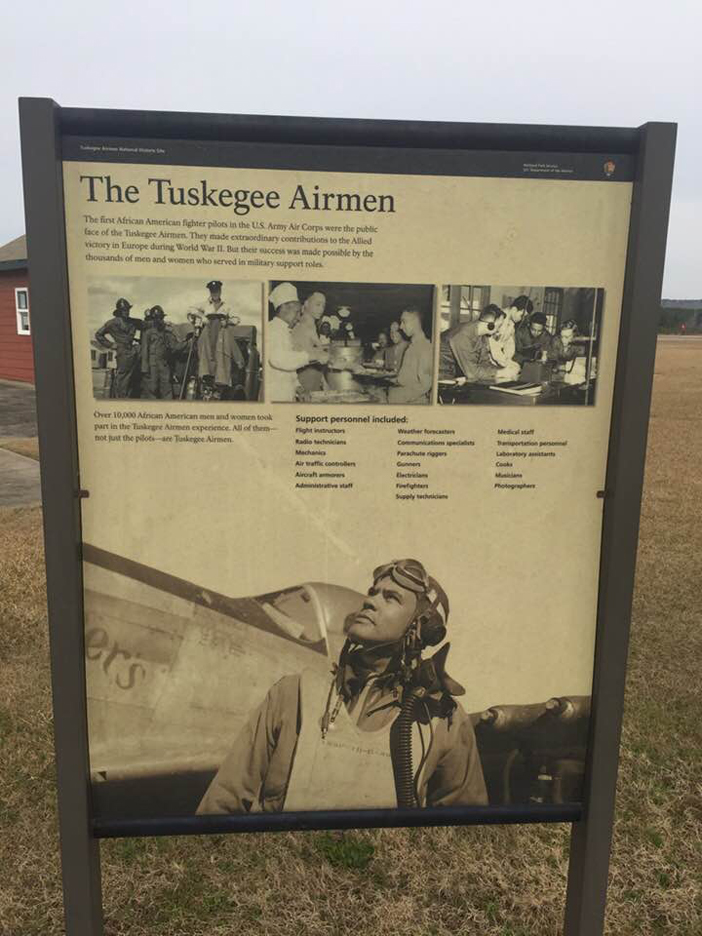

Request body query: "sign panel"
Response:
[58, 135, 633, 824]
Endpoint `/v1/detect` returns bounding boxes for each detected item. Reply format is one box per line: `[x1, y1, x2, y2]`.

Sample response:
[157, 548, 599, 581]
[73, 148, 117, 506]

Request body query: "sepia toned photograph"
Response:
[84, 547, 590, 821]
[88, 277, 263, 401]
[266, 280, 435, 404]
[438, 285, 604, 406]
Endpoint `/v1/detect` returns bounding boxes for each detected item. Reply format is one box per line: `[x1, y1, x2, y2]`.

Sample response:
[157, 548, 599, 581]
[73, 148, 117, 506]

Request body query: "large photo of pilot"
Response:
[197, 558, 487, 813]
[83, 545, 591, 821]
[266, 280, 435, 404]
[437, 285, 604, 406]
[88, 277, 263, 401]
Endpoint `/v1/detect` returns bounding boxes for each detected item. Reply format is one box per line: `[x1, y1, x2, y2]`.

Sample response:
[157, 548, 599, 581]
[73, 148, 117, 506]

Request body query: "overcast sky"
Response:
[1, 1, 699, 297]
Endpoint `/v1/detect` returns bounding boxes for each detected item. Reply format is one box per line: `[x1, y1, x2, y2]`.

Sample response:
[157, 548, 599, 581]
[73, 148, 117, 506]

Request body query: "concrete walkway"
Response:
[0, 447, 41, 507]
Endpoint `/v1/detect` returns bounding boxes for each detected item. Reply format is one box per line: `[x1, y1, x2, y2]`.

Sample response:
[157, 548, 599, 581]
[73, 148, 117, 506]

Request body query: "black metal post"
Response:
[564, 121, 677, 936]
[19, 97, 105, 936]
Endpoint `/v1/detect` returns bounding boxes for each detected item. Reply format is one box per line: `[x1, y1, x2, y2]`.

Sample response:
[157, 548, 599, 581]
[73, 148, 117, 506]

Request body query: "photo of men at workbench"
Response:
[266, 280, 435, 404]
[438, 285, 603, 406]
[88, 277, 263, 401]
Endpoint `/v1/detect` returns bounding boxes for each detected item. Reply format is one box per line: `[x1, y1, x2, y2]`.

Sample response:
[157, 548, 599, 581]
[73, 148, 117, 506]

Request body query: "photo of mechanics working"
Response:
[438, 285, 604, 406]
[266, 280, 435, 404]
[89, 277, 263, 401]
[83, 547, 591, 820]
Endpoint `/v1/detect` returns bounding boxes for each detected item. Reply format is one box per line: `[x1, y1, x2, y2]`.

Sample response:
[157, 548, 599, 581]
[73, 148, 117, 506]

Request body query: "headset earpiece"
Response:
[417, 610, 447, 647]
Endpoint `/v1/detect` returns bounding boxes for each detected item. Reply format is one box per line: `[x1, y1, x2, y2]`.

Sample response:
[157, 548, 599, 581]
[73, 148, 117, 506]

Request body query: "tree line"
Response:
[658, 303, 702, 333]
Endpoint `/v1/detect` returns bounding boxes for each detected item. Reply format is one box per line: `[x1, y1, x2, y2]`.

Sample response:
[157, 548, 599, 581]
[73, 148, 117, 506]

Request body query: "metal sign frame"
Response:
[18, 97, 676, 936]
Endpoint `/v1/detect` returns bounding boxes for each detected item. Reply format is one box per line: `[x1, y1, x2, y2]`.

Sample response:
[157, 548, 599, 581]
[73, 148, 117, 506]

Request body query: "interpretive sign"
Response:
[19, 99, 675, 936]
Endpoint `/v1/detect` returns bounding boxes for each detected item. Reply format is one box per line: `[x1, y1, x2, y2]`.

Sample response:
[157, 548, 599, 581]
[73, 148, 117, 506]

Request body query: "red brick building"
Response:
[0, 235, 33, 383]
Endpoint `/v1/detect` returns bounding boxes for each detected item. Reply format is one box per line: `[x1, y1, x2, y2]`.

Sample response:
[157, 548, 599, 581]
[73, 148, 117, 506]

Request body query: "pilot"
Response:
[191, 281, 246, 399]
[140, 306, 186, 399]
[94, 298, 145, 398]
[197, 558, 487, 814]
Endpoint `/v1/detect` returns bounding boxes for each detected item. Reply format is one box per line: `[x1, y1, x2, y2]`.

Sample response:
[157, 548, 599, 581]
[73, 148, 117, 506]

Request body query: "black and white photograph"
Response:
[88, 277, 263, 401]
[266, 280, 435, 404]
[83, 548, 590, 821]
[437, 285, 604, 406]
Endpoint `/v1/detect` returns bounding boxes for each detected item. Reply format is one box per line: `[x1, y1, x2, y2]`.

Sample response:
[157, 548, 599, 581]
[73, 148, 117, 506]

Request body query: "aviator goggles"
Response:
[372, 559, 431, 595]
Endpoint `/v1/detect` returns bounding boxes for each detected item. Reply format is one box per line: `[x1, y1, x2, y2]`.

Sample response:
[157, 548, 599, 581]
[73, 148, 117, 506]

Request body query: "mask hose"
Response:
[395, 686, 426, 808]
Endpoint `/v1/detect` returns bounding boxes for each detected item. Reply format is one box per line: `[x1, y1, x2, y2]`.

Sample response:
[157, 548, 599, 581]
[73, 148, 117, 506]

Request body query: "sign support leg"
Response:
[563, 121, 676, 936]
[19, 96, 105, 936]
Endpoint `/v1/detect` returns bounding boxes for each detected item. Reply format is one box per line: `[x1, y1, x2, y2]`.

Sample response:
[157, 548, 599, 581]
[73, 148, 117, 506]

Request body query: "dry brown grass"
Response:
[1, 340, 701, 936]
[0, 438, 40, 461]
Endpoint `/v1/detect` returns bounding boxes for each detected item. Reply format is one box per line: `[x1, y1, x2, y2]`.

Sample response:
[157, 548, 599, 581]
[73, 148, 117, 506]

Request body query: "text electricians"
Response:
[79, 175, 396, 216]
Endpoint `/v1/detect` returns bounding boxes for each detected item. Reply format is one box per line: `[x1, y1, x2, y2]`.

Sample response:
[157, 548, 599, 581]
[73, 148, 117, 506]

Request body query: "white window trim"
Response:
[15, 287, 30, 335]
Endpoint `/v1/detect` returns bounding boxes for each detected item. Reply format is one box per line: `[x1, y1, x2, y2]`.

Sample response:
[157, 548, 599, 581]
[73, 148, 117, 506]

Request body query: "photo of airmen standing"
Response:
[89, 278, 263, 401]
[266, 280, 436, 404]
[437, 285, 604, 406]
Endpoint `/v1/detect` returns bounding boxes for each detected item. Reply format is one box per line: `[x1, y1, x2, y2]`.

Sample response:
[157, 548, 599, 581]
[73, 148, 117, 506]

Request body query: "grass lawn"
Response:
[0, 340, 700, 935]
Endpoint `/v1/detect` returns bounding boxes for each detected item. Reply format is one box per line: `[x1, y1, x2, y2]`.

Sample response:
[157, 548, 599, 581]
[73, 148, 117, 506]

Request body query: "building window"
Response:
[15, 288, 30, 335]
[439, 285, 491, 331]
[542, 287, 563, 334]
[458, 285, 491, 322]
